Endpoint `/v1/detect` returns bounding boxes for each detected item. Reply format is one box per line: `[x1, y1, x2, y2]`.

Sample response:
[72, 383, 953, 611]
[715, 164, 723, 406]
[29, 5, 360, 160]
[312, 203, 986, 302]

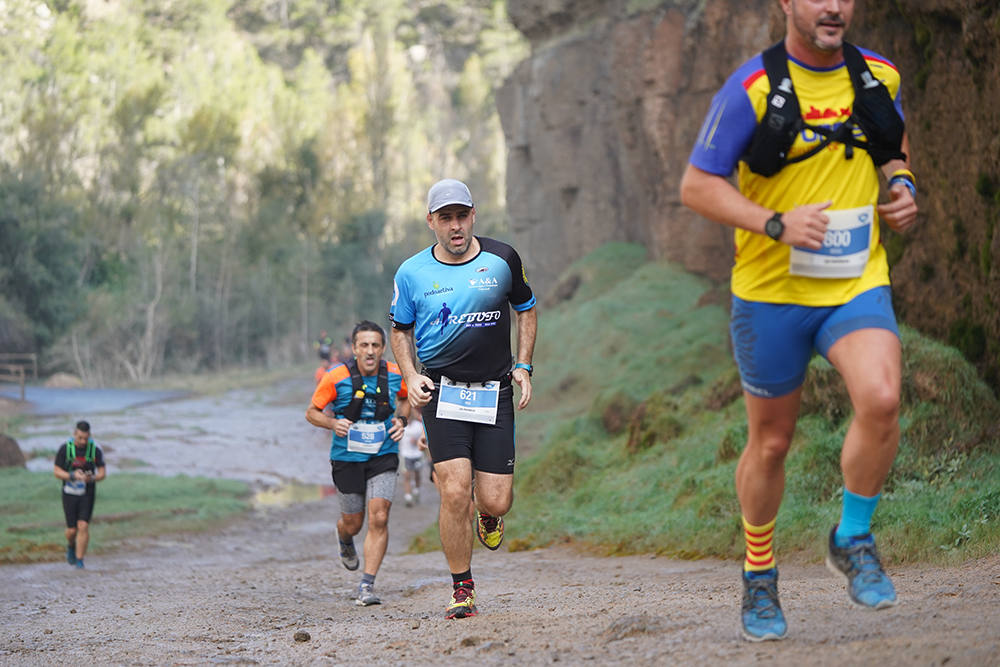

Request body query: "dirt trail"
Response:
[3, 380, 1000, 665]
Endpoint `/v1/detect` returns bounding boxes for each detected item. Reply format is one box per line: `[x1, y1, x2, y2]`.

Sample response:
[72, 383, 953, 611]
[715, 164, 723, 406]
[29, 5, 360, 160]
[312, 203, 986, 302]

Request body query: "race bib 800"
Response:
[789, 205, 873, 279]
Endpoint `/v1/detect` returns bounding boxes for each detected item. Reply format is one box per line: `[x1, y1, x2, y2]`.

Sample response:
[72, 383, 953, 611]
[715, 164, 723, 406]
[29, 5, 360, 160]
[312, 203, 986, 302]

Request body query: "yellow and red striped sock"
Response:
[742, 516, 776, 572]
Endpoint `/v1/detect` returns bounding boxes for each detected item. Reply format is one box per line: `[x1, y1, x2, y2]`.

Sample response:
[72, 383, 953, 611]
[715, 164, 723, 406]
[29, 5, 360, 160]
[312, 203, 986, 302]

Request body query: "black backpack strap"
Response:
[341, 359, 365, 422]
[744, 41, 805, 176]
[341, 359, 394, 422]
[373, 360, 393, 421]
[761, 41, 795, 112]
[840, 42, 906, 165]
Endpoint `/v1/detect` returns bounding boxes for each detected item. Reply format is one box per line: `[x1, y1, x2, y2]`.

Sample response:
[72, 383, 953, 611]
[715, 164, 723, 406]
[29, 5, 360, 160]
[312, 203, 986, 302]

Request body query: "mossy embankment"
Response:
[504, 243, 1000, 564]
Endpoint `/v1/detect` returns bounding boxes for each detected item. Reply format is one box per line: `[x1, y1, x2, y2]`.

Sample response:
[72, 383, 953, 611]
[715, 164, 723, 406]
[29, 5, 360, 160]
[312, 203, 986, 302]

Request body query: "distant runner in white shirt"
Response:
[399, 413, 428, 506]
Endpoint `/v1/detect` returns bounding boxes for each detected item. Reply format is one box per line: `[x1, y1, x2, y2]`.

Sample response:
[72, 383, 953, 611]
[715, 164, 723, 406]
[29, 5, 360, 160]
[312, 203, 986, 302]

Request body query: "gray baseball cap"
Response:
[427, 178, 474, 213]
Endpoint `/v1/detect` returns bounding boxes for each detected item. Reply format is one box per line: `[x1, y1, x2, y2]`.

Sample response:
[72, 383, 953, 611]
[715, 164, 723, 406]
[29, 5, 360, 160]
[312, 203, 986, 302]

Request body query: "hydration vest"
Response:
[743, 41, 906, 177]
[65, 439, 96, 468]
[339, 359, 394, 422]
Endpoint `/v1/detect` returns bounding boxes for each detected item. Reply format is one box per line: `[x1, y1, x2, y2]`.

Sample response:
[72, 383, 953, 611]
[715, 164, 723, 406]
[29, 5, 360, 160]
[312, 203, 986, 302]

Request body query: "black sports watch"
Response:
[765, 212, 784, 241]
[396, 415, 408, 427]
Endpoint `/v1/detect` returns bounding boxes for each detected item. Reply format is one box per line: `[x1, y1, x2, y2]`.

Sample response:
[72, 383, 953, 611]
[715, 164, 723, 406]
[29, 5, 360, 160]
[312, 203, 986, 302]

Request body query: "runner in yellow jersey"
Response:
[680, 0, 918, 642]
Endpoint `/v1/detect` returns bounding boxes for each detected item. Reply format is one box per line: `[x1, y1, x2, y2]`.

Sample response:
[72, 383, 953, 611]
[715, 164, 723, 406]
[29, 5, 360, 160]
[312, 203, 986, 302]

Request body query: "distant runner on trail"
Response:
[306, 320, 410, 606]
[681, 0, 918, 642]
[314, 354, 334, 386]
[398, 410, 428, 507]
[389, 178, 537, 619]
[53, 420, 107, 569]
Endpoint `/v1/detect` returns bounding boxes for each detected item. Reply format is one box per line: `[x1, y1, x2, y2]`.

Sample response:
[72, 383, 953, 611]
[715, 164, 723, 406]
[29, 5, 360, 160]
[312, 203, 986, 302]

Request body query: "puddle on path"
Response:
[15, 377, 332, 489]
[253, 482, 336, 508]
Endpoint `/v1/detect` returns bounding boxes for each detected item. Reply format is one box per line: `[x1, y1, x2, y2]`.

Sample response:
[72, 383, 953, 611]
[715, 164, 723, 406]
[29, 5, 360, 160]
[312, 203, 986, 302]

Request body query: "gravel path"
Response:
[3, 379, 999, 665]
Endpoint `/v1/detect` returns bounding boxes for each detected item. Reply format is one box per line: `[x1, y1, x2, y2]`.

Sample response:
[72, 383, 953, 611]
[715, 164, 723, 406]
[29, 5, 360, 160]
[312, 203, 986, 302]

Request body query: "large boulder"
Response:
[0, 433, 26, 468]
[498, 0, 778, 292]
[44, 372, 84, 388]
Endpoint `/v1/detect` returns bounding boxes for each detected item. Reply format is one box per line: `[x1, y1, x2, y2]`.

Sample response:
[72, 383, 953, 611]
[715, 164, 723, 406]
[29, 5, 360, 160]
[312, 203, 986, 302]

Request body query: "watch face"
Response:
[766, 217, 783, 240]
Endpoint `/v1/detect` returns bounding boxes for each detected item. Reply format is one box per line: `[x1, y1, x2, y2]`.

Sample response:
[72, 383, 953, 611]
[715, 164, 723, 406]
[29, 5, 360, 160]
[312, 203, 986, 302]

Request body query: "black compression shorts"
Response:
[330, 453, 399, 496]
[421, 384, 515, 474]
[62, 492, 96, 527]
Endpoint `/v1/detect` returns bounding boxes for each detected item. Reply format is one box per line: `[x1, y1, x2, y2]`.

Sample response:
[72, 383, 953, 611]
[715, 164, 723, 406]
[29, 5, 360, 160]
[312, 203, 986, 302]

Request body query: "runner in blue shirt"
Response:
[389, 178, 537, 619]
[306, 320, 411, 606]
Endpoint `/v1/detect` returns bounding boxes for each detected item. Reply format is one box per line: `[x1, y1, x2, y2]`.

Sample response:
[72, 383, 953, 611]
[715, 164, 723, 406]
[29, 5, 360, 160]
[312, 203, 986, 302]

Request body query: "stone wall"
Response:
[498, 0, 1000, 388]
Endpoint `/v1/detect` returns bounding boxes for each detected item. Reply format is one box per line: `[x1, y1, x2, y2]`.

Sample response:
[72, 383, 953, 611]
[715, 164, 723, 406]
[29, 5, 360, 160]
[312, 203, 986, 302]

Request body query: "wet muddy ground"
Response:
[2, 379, 999, 665]
[15, 379, 329, 488]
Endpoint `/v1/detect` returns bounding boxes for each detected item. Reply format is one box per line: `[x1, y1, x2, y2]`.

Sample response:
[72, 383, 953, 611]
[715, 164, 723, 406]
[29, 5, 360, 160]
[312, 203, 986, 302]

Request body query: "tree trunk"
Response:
[214, 223, 232, 370]
[136, 249, 165, 380]
[189, 180, 200, 297]
[301, 238, 309, 360]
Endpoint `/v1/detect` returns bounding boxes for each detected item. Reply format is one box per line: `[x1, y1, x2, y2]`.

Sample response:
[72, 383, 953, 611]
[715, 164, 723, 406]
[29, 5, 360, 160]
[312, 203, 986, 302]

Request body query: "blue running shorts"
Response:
[730, 286, 899, 398]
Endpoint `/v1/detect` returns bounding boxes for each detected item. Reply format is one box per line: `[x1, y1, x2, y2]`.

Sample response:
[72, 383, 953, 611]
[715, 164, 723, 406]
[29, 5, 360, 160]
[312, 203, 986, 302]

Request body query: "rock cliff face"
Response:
[498, 0, 1000, 389]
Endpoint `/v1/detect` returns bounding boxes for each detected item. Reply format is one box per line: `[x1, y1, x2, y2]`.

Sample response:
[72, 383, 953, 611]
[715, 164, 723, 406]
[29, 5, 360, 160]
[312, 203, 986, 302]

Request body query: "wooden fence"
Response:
[0, 353, 37, 402]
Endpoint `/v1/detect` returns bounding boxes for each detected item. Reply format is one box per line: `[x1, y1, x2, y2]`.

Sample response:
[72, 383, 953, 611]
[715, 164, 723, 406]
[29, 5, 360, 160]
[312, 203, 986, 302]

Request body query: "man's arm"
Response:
[390, 327, 434, 408]
[877, 132, 918, 233]
[511, 306, 537, 410]
[306, 405, 351, 438]
[305, 404, 336, 430]
[53, 447, 71, 481]
[679, 164, 827, 250]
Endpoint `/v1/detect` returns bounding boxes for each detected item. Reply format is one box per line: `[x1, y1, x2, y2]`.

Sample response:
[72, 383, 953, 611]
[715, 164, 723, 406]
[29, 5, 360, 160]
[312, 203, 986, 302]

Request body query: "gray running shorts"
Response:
[338, 469, 397, 515]
[403, 456, 424, 472]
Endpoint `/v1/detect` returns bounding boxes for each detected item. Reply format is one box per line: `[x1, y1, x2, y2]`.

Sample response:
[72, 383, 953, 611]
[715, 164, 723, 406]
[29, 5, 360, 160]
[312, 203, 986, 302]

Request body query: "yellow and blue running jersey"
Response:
[690, 45, 904, 306]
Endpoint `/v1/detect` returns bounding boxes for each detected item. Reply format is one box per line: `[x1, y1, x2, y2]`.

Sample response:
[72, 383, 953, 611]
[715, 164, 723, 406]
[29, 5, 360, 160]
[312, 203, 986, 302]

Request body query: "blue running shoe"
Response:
[826, 526, 897, 609]
[75, 559, 85, 569]
[741, 568, 788, 642]
[66, 543, 77, 566]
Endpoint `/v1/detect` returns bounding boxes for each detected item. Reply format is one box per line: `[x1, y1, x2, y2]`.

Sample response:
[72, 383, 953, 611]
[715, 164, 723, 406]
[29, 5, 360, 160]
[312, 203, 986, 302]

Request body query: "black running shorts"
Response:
[421, 384, 515, 474]
[62, 492, 96, 527]
[330, 453, 399, 496]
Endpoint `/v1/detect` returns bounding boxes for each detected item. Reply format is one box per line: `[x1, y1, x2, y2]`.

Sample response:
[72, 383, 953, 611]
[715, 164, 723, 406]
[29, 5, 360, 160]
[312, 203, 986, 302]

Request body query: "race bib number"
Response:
[346, 422, 387, 454]
[63, 478, 87, 496]
[436, 375, 500, 425]
[789, 205, 874, 279]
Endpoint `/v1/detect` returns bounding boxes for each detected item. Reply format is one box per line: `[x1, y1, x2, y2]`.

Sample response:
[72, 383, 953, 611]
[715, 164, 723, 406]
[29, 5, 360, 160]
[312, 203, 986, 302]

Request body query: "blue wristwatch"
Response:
[513, 362, 533, 377]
